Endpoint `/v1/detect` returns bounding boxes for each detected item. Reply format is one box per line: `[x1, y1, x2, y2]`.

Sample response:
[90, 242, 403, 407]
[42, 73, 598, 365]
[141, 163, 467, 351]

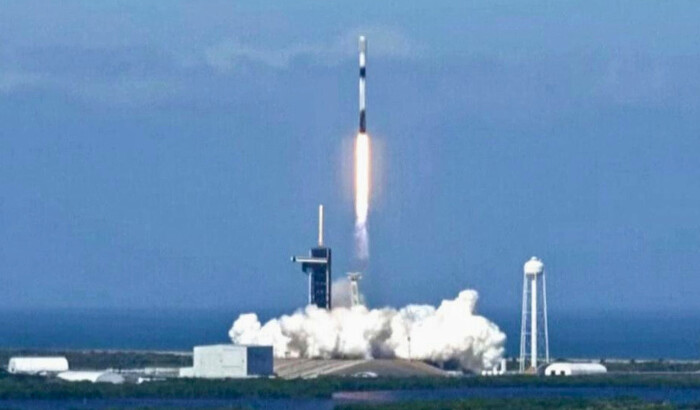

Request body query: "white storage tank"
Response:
[188, 345, 273, 379]
[545, 362, 607, 376]
[7, 357, 69, 374]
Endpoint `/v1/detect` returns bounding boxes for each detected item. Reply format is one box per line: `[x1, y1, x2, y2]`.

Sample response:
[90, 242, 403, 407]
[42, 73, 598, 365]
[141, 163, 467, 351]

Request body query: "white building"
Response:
[57, 371, 125, 384]
[181, 344, 273, 379]
[7, 357, 69, 374]
[545, 362, 607, 376]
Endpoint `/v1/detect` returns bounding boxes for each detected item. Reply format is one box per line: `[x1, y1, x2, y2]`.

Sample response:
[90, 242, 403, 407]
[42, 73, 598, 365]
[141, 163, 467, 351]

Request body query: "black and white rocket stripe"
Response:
[359, 36, 367, 134]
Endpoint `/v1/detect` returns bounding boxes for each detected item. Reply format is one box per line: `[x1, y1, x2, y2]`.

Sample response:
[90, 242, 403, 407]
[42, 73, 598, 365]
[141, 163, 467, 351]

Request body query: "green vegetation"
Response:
[0, 349, 191, 370]
[504, 357, 700, 374]
[4, 349, 700, 374]
[337, 397, 674, 410]
[603, 359, 700, 373]
[4, 373, 700, 400]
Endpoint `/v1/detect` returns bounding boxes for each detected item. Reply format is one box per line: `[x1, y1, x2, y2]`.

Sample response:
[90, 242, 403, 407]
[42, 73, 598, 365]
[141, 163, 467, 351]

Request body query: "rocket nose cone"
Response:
[359, 36, 367, 52]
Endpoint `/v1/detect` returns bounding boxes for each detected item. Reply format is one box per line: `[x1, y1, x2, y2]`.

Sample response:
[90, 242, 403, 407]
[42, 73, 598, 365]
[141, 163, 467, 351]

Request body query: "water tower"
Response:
[519, 256, 550, 373]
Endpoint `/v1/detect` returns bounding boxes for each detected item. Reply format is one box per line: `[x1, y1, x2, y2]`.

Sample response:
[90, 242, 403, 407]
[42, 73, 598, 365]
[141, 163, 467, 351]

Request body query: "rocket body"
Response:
[354, 35, 370, 261]
[359, 36, 367, 133]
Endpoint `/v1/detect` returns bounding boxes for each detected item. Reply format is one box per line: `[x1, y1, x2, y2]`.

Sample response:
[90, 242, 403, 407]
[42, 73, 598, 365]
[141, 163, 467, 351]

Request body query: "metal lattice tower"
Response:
[347, 272, 364, 307]
[519, 256, 550, 373]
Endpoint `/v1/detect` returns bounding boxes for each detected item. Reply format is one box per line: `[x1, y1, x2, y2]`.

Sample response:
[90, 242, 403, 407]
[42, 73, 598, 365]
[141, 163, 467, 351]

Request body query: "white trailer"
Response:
[7, 357, 69, 374]
[545, 362, 607, 376]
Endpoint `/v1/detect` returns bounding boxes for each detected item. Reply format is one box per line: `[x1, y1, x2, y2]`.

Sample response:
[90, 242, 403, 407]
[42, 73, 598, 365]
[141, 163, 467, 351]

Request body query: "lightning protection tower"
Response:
[519, 256, 550, 373]
[291, 205, 332, 309]
[347, 272, 364, 307]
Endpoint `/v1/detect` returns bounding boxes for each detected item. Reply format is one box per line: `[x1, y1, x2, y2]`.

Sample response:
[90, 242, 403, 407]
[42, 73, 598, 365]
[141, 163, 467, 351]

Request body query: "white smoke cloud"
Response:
[331, 278, 353, 309]
[229, 289, 506, 372]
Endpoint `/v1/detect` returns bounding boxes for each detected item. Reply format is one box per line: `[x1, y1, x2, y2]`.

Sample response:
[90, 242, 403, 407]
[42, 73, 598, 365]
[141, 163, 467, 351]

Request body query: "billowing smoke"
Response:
[330, 278, 356, 308]
[229, 289, 506, 372]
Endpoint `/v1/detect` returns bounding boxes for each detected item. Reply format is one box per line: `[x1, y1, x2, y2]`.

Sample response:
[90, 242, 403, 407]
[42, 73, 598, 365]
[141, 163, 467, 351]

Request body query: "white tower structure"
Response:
[347, 272, 364, 307]
[519, 256, 549, 373]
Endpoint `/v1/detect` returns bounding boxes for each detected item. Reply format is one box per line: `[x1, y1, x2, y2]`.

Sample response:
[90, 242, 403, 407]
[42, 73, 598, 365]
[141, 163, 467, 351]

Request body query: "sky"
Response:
[2, 1, 700, 315]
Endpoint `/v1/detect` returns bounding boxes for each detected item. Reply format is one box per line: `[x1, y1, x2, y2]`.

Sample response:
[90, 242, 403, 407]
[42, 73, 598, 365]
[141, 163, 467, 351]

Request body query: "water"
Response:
[3, 387, 700, 409]
[0, 308, 699, 359]
[488, 309, 700, 359]
[334, 386, 700, 405]
[0, 308, 237, 350]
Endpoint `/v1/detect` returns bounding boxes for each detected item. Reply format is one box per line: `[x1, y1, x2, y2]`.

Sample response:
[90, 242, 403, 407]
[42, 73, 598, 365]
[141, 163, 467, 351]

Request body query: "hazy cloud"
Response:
[3, 28, 700, 113]
[204, 26, 419, 72]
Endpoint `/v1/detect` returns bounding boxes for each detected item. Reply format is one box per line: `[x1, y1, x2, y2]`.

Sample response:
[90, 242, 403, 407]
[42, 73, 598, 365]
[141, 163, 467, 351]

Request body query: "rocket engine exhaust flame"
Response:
[354, 132, 370, 260]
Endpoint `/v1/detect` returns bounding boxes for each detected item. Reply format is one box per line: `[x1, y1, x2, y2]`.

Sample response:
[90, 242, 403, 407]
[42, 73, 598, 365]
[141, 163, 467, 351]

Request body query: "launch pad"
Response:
[274, 358, 447, 379]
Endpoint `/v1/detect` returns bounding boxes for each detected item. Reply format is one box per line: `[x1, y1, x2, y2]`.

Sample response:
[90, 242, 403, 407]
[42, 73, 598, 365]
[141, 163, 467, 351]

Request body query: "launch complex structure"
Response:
[291, 205, 332, 309]
[291, 36, 369, 310]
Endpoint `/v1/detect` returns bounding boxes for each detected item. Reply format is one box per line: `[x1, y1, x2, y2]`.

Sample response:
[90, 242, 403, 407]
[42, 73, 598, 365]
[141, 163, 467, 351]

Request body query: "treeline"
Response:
[4, 374, 700, 400]
[604, 359, 700, 373]
[0, 349, 191, 370]
[337, 397, 673, 410]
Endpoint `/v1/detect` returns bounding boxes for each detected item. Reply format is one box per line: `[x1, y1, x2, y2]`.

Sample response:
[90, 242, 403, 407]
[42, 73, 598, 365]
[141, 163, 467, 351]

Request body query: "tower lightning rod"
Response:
[318, 204, 324, 247]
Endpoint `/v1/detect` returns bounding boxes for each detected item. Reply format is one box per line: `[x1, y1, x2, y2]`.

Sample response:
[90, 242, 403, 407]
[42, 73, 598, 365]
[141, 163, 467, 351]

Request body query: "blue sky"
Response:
[2, 1, 700, 314]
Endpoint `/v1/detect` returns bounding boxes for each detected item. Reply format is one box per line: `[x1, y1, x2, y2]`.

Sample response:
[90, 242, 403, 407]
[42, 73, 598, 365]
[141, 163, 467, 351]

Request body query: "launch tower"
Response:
[291, 205, 332, 309]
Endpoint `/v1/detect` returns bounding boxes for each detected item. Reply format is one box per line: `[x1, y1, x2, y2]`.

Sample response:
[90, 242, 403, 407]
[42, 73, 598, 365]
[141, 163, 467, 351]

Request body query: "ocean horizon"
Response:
[1, 307, 697, 360]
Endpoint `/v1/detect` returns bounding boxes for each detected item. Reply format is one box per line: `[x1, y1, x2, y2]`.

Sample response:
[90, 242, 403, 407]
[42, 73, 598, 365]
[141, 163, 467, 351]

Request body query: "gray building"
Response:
[181, 345, 273, 379]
